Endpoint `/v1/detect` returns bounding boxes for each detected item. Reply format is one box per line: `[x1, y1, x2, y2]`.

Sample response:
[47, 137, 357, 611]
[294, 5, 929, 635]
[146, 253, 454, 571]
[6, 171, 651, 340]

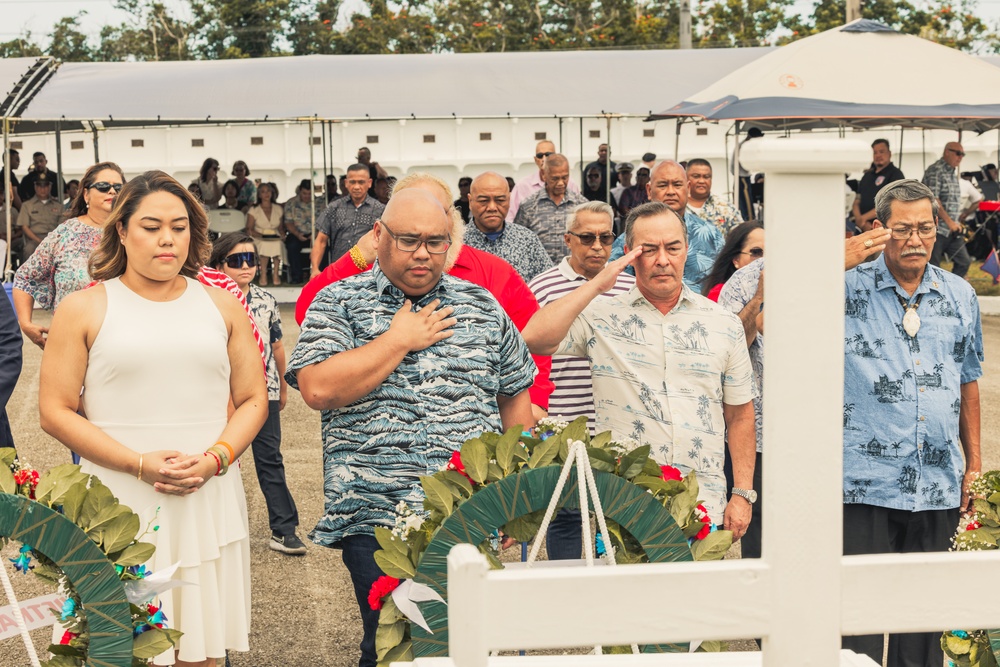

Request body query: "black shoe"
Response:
[269, 532, 307, 555]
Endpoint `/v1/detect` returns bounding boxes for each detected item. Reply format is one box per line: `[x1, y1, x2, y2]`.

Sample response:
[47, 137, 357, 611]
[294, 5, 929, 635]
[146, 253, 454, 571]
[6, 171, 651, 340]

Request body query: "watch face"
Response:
[748, 490, 758, 504]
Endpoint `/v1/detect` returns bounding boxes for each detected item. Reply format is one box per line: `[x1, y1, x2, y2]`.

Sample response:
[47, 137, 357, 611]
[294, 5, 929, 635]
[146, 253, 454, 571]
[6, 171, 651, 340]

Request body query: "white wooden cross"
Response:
[395, 138, 1000, 667]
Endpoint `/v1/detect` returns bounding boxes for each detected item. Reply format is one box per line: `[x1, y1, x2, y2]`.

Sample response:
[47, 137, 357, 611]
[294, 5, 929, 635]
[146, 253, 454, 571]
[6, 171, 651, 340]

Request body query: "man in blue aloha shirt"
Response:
[286, 188, 535, 667]
[842, 179, 983, 667]
[609, 160, 724, 290]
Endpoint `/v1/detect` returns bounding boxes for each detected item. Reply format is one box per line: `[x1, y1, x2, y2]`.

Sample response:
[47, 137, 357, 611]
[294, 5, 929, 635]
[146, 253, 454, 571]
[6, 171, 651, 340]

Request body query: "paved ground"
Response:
[4, 306, 1000, 666]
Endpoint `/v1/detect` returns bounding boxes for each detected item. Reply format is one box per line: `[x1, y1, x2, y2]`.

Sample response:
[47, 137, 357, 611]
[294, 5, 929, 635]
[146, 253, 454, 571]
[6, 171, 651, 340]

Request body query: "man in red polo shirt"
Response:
[296, 173, 554, 417]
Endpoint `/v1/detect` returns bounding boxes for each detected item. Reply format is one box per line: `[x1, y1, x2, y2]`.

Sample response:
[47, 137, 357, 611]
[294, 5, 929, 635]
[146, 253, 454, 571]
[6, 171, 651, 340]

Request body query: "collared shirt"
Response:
[463, 221, 554, 282]
[286, 264, 536, 545]
[294, 243, 555, 410]
[922, 158, 961, 233]
[513, 188, 589, 263]
[843, 255, 983, 512]
[18, 197, 64, 239]
[688, 194, 744, 237]
[717, 259, 764, 452]
[557, 284, 755, 522]
[13, 218, 101, 310]
[316, 195, 385, 261]
[857, 162, 905, 214]
[246, 284, 283, 400]
[529, 257, 634, 431]
[282, 196, 319, 238]
[507, 171, 580, 223]
[618, 184, 648, 217]
[608, 209, 723, 291]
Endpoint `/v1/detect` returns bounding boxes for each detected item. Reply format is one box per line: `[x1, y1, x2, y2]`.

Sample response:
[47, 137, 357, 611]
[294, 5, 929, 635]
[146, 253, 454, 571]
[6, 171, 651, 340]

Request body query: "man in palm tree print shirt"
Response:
[523, 201, 756, 537]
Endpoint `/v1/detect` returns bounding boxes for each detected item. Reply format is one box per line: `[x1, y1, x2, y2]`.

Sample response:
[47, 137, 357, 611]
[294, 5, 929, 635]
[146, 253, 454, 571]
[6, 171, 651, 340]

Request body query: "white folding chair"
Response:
[207, 209, 247, 239]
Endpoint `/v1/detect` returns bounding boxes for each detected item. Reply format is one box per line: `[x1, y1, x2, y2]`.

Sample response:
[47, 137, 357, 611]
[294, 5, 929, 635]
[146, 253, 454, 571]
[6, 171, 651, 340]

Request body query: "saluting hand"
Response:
[590, 247, 643, 294]
[390, 298, 457, 352]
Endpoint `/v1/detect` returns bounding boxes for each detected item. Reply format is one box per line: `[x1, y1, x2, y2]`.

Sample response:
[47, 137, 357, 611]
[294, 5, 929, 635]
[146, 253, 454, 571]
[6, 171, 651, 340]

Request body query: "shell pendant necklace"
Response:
[896, 292, 924, 337]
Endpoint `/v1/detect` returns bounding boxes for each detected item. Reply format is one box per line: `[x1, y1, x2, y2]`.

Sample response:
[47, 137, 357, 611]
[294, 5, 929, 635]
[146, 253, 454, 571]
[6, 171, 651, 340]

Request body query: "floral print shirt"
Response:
[687, 194, 744, 237]
[246, 284, 283, 400]
[13, 218, 101, 310]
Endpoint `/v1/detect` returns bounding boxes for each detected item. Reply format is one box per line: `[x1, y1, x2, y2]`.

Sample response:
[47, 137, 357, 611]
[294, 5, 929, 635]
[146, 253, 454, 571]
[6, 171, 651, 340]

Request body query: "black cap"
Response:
[642, 152, 656, 163]
[298, 179, 312, 190]
[35, 174, 51, 186]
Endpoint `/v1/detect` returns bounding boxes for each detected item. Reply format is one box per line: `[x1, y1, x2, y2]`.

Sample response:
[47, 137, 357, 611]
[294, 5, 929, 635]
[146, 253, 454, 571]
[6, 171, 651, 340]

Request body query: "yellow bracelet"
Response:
[215, 440, 236, 463]
[136, 454, 144, 482]
[349, 245, 369, 271]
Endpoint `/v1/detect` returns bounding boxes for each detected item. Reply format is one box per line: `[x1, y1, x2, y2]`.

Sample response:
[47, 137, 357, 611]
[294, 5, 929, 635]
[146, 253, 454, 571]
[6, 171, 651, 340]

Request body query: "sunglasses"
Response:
[567, 231, 615, 246]
[87, 181, 124, 193]
[535, 151, 554, 159]
[224, 252, 258, 268]
[740, 247, 764, 258]
[948, 148, 966, 157]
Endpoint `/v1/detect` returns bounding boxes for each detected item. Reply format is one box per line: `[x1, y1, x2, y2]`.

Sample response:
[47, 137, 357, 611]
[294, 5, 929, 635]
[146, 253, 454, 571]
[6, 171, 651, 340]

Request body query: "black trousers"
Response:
[251, 400, 299, 536]
[842, 504, 959, 667]
[930, 232, 971, 278]
[284, 235, 307, 283]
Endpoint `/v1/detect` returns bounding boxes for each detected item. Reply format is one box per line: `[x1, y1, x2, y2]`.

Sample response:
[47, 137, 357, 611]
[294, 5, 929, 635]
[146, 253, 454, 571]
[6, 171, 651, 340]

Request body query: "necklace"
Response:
[895, 292, 924, 337]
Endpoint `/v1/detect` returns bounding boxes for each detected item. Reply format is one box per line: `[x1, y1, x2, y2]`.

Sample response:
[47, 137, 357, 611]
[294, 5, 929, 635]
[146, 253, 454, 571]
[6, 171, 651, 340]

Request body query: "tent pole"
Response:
[674, 120, 681, 161]
[898, 127, 904, 174]
[732, 120, 741, 205]
[3, 117, 10, 282]
[922, 129, 926, 172]
[321, 121, 328, 182]
[724, 124, 731, 202]
[606, 115, 612, 206]
[309, 118, 316, 245]
[558, 116, 563, 153]
[55, 122, 64, 204]
[92, 123, 100, 163]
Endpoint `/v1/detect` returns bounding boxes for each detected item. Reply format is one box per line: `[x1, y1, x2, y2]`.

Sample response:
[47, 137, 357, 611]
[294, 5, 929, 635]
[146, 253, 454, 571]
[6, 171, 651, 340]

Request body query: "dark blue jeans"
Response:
[341, 534, 382, 667]
[251, 400, 298, 537]
[546, 508, 583, 560]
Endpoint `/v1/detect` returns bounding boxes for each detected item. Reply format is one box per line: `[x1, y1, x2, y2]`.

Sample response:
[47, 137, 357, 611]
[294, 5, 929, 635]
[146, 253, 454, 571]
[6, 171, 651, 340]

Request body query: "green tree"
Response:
[287, 0, 343, 55]
[332, 0, 436, 54]
[191, 0, 291, 59]
[433, 0, 543, 52]
[47, 14, 95, 61]
[0, 34, 43, 59]
[97, 1, 194, 61]
[697, 0, 798, 47]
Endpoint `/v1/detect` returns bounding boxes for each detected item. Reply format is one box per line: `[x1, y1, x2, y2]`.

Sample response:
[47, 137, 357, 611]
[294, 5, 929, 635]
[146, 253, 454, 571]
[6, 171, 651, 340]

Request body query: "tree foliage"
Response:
[10, 0, 1000, 60]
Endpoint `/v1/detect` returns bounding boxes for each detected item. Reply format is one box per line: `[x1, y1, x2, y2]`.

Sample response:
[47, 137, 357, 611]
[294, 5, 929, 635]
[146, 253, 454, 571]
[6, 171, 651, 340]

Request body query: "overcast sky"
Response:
[2, 0, 999, 47]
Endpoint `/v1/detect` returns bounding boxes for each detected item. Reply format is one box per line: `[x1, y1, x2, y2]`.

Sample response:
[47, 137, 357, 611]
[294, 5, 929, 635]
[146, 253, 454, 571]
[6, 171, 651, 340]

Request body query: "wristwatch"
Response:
[732, 488, 758, 504]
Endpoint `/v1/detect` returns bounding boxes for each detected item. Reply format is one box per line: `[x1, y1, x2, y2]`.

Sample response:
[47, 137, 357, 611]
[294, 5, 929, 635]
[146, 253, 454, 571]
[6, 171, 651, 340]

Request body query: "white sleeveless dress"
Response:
[81, 277, 251, 665]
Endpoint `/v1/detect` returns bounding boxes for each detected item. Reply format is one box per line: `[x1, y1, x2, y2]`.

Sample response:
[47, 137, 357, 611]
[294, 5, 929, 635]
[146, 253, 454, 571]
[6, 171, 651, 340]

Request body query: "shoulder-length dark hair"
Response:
[68, 161, 125, 219]
[701, 221, 763, 296]
[199, 158, 220, 183]
[255, 182, 279, 207]
[209, 232, 258, 270]
[90, 170, 211, 282]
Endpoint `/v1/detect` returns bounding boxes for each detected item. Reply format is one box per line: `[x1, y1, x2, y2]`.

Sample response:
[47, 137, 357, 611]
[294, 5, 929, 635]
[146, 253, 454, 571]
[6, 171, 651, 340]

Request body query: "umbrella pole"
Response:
[674, 120, 681, 161]
[732, 121, 742, 207]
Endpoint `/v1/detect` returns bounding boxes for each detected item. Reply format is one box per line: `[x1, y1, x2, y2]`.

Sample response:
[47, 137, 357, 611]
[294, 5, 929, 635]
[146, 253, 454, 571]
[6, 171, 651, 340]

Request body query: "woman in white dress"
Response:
[246, 182, 284, 286]
[38, 170, 268, 667]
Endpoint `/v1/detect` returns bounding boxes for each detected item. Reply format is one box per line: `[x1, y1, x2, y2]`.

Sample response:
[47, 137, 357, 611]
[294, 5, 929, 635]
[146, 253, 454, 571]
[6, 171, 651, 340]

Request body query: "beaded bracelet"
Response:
[349, 245, 369, 271]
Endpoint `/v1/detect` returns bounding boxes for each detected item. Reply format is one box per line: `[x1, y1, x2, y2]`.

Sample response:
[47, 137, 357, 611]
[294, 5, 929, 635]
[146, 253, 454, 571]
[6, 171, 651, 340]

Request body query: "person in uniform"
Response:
[17, 174, 64, 261]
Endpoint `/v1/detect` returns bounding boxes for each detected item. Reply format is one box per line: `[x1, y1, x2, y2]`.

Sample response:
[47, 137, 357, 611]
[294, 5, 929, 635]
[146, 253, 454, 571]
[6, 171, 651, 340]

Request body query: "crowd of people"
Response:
[0, 135, 987, 667]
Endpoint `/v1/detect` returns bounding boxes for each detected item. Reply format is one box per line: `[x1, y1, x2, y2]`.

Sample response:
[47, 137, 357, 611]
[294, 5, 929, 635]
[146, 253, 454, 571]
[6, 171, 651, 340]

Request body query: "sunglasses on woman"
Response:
[740, 247, 764, 258]
[87, 182, 124, 193]
[224, 252, 258, 268]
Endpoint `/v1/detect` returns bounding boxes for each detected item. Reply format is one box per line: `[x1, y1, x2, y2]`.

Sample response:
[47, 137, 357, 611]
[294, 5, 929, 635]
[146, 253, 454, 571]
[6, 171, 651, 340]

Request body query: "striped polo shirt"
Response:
[529, 257, 635, 431]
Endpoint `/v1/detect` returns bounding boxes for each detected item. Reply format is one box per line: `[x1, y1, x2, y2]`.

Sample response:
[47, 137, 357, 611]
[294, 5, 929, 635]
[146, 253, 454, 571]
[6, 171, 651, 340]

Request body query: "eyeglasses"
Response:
[380, 220, 451, 254]
[224, 252, 258, 268]
[739, 247, 764, 258]
[948, 148, 966, 157]
[889, 224, 937, 240]
[88, 182, 124, 193]
[535, 151, 554, 159]
[567, 231, 615, 246]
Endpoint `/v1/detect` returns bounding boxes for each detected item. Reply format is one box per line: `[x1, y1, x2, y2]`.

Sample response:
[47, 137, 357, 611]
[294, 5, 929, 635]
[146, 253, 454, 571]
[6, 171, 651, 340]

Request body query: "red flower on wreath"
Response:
[966, 520, 981, 531]
[13, 469, 40, 498]
[694, 503, 712, 540]
[446, 450, 476, 485]
[660, 465, 683, 482]
[368, 575, 401, 611]
[60, 631, 79, 645]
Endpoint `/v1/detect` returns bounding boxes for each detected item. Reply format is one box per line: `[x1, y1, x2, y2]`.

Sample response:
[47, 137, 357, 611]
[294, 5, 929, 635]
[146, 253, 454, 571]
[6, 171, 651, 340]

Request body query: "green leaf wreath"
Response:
[0, 447, 182, 666]
[942, 470, 1000, 667]
[367, 417, 733, 665]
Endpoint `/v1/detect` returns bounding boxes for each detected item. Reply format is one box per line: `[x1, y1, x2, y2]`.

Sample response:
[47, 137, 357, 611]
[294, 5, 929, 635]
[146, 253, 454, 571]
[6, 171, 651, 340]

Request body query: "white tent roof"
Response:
[15, 48, 772, 128]
[0, 57, 51, 115]
[653, 20, 1000, 131]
